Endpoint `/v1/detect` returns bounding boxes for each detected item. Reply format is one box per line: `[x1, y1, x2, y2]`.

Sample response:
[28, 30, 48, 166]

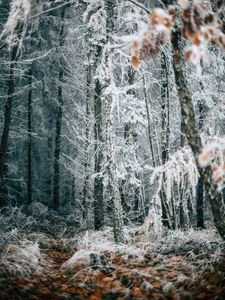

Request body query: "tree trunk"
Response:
[122, 68, 144, 222]
[27, 66, 33, 204]
[0, 45, 18, 206]
[52, 8, 65, 210]
[171, 26, 225, 240]
[53, 67, 63, 210]
[160, 52, 176, 229]
[105, 0, 124, 243]
[94, 62, 104, 230]
[83, 63, 92, 224]
[196, 93, 206, 228]
[161, 52, 170, 165]
[143, 75, 156, 168]
[196, 169, 204, 228]
[143, 74, 172, 228]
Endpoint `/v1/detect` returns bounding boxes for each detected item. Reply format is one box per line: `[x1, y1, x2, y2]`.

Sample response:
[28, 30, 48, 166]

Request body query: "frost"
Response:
[61, 250, 96, 270]
[148, 147, 199, 228]
[0, 241, 46, 277]
[1, 0, 31, 47]
[62, 227, 146, 271]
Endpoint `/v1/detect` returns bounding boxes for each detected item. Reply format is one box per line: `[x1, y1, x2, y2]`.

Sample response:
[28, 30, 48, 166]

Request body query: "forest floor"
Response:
[0, 206, 225, 300]
[1, 236, 225, 300]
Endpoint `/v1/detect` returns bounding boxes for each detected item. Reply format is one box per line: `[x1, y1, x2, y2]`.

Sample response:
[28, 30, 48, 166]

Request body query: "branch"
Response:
[29, 0, 76, 20]
[126, 0, 150, 14]
[0, 42, 7, 51]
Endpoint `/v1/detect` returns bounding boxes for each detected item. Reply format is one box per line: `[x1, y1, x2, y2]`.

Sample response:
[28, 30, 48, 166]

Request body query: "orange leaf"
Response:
[131, 56, 141, 69]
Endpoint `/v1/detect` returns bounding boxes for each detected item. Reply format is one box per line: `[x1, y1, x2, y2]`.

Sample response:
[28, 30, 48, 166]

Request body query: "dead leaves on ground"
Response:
[0, 249, 225, 300]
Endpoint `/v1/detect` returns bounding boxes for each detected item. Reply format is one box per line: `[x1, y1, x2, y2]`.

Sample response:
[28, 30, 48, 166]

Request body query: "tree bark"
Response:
[27, 66, 33, 204]
[196, 169, 204, 228]
[94, 60, 104, 230]
[83, 63, 92, 224]
[52, 8, 65, 210]
[196, 90, 207, 228]
[171, 26, 225, 240]
[143, 75, 156, 168]
[105, 0, 124, 243]
[161, 52, 170, 165]
[0, 45, 18, 206]
[160, 52, 177, 229]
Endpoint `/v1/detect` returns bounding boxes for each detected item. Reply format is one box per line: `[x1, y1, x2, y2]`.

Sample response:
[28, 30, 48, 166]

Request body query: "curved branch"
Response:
[126, 0, 150, 14]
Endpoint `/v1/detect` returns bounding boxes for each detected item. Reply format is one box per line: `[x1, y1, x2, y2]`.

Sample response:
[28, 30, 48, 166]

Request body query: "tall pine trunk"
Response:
[27, 66, 33, 204]
[196, 93, 206, 228]
[94, 59, 104, 230]
[0, 45, 18, 206]
[52, 8, 65, 210]
[83, 63, 92, 224]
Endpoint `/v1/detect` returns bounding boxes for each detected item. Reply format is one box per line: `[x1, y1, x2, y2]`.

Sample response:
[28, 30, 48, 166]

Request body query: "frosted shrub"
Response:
[28, 202, 48, 218]
[0, 241, 46, 277]
[62, 227, 146, 272]
[0, 206, 36, 232]
[152, 228, 222, 255]
[140, 208, 163, 239]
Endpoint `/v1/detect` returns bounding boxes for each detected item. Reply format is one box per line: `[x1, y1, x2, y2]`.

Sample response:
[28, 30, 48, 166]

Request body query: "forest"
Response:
[0, 0, 225, 299]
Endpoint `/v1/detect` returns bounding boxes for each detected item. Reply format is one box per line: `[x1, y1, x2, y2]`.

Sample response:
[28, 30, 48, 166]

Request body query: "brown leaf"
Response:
[131, 56, 141, 69]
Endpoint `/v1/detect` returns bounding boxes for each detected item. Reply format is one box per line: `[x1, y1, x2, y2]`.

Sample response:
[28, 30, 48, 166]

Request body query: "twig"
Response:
[0, 42, 7, 51]
[29, 0, 76, 20]
[126, 0, 150, 14]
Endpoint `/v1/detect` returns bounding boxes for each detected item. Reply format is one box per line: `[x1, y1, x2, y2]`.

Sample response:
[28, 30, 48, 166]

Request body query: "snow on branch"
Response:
[0, 0, 31, 48]
[141, 147, 199, 234]
[151, 147, 199, 204]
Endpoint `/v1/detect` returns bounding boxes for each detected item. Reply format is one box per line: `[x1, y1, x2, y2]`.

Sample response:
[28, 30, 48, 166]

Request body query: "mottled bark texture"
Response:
[105, 0, 124, 243]
[171, 26, 225, 240]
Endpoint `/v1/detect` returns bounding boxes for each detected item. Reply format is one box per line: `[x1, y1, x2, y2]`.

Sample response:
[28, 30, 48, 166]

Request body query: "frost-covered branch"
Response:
[29, 0, 76, 20]
[151, 147, 199, 198]
[126, 0, 150, 14]
[0, 0, 31, 49]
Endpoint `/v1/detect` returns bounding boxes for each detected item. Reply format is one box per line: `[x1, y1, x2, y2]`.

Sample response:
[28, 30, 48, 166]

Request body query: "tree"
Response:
[27, 65, 33, 204]
[130, 0, 225, 239]
[104, 0, 124, 243]
[94, 48, 104, 230]
[52, 7, 66, 210]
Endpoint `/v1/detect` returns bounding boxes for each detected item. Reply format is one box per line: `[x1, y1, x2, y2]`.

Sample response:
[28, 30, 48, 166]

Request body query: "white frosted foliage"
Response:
[1, 0, 31, 46]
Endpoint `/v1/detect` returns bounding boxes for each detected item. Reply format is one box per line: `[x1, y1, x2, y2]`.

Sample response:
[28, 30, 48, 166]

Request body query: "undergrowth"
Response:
[0, 203, 80, 277]
[0, 202, 224, 280]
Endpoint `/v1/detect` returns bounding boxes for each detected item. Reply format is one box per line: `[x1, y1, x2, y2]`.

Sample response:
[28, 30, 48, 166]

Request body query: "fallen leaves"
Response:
[1, 247, 225, 300]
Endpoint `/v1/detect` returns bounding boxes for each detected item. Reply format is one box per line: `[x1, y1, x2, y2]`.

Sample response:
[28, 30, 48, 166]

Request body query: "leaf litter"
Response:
[0, 227, 225, 300]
